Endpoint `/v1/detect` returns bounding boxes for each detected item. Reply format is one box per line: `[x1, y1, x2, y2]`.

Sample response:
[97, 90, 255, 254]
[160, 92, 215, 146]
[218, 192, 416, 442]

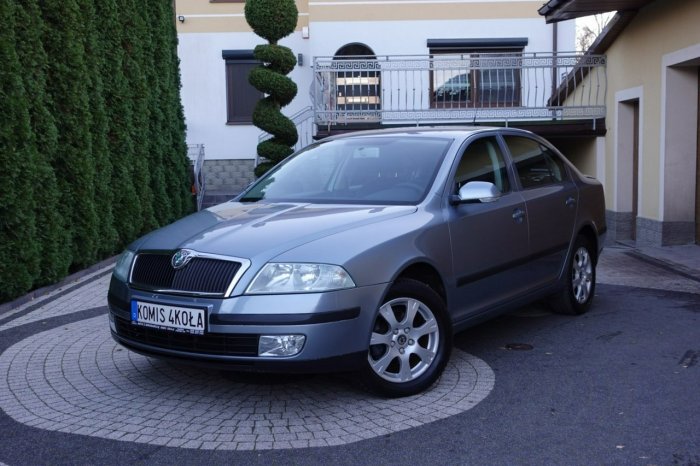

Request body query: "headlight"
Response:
[113, 250, 135, 282]
[246, 263, 355, 294]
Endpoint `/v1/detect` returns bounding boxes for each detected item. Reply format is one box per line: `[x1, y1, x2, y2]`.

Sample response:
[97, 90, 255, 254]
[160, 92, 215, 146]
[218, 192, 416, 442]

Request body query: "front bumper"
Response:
[108, 276, 387, 373]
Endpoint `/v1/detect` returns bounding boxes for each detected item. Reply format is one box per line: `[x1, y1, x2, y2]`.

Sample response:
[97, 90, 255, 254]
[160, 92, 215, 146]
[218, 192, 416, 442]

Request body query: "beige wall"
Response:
[590, 0, 700, 218]
[175, 0, 541, 33]
[554, 137, 598, 177]
[175, 0, 309, 33]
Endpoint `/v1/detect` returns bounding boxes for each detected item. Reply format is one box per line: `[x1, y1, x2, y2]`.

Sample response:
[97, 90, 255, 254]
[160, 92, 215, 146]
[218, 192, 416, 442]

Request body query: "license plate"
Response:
[131, 300, 206, 335]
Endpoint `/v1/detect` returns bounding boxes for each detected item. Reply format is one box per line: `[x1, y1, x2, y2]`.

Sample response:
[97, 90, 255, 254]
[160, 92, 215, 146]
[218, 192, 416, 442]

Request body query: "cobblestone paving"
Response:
[0, 268, 111, 331]
[0, 316, 495, 451]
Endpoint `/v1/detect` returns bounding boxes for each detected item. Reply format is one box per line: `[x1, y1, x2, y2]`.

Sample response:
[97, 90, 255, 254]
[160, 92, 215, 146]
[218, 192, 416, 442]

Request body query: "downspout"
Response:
[551, 22, 558, 110]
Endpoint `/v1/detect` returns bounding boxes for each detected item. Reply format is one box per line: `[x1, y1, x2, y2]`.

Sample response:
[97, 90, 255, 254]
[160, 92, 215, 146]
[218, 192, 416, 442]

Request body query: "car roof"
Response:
[322, 126, 533, 142]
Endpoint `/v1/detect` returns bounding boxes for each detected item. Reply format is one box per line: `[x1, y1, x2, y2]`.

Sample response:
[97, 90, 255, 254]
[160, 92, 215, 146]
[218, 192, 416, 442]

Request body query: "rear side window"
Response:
[454, 136, 510, 193]
[504, 136, 568, 189]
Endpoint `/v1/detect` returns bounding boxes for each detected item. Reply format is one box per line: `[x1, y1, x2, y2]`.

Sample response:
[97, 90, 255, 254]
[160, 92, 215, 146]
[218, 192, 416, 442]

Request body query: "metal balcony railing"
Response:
[256, 106, 316, 166]
[187, 144, 206, 211]
[313, 52, 606, 128]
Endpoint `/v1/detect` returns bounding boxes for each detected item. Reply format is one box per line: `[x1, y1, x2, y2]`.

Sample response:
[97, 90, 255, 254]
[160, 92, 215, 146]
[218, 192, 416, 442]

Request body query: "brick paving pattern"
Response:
[0, 315, 495, 451]
[0, 267, 111, 331]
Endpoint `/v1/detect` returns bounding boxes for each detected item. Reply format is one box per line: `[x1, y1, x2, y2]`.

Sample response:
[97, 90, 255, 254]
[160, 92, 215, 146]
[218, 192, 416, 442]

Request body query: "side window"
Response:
[454, 137, 510, 193]
[504, 136, 568, 189]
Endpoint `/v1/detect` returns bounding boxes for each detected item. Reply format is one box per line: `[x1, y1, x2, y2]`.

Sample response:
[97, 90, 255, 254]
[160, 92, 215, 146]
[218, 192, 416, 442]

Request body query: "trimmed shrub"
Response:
[0, 0, 191, 303]
[245, 0, 299, 44]
[0, 2, 40, 301]
[96, 0, 143, 246]
[245, 0, 299, 177]
[78, 0, 119, 256]
[14, 0, 72, 284]
[160, 4, 193, 220]
[39, 0, 100, 268]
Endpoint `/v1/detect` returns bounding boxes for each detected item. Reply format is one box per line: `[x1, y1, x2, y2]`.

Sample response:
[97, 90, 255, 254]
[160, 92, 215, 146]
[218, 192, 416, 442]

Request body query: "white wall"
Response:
[178, 32, 312, 160]
[178, 18, 575, 160]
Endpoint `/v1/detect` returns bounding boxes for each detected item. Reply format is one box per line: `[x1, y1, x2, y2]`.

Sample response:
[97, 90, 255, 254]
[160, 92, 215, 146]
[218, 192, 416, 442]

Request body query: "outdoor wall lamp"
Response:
[178, 15, 185, 23]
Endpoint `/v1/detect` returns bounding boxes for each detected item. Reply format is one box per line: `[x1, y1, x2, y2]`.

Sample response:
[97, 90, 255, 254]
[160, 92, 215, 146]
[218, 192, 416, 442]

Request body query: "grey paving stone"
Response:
[0, 315, 495, 451]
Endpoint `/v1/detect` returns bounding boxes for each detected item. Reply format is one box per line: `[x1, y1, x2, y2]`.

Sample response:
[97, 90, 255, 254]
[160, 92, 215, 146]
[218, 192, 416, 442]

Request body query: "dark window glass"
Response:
[454, 136, 510, 193]
[225, 59, 262, 124]
[430, 49, 522, 108]
[504, 136, 568, 189]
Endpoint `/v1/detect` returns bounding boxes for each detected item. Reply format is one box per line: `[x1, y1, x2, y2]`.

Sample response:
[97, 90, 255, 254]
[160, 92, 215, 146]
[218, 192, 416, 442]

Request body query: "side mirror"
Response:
[449, 181, 502, 205]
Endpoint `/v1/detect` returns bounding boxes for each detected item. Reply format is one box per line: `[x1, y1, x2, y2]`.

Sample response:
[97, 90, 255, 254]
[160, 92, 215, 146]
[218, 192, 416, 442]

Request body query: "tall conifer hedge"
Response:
[0, 1, 191, 303]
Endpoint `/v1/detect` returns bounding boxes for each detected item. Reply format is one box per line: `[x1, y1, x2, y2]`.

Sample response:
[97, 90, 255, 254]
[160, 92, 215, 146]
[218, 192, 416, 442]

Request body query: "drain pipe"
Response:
[551, 22, 559, 109]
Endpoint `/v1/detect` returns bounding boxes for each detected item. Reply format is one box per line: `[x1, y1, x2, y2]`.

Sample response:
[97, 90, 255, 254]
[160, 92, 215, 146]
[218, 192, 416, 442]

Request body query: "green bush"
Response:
[14, 0, 72, 284]
[245, 0, 300, 176]
[245, 0, 299, 44]
[96, 0, 143, 246]
[0, 0, 191, 303]
[78, 0, 119, 256]
[40, 0, 100, 268]
[0, 2, 40, 301]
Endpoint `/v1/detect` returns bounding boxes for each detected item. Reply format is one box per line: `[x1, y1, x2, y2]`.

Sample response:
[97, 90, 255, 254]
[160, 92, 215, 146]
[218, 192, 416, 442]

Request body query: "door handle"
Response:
[565, 196, 576, 208]
[512, 208, 525, 223]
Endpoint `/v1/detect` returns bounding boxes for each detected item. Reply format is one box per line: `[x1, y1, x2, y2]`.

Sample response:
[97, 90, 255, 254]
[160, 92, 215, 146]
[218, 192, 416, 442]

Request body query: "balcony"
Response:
[312, 52, 607, 135]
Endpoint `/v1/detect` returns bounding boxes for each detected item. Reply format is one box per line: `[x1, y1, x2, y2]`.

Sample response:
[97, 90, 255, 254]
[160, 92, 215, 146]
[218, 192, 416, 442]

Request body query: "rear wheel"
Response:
[362, 278, 451, 397]
[550, 235, 597, 315]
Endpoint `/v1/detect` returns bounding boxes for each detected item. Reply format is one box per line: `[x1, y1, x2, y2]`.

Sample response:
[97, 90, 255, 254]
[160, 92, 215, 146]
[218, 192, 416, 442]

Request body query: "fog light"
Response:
[258, 335, 306, 357]
[108, 314, 116, 333]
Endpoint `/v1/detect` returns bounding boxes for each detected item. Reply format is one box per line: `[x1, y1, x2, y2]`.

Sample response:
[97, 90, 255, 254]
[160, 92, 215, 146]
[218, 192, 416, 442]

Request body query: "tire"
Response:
[550, 235, 597, 315]
[361, 278, 452, 397]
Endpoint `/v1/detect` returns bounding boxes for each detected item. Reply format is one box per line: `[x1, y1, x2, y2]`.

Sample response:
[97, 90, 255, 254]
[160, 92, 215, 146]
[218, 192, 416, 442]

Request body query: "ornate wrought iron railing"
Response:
[186, 144, 206, 211]
[256, 106, 316, 166]
[313, 52, 606, 127]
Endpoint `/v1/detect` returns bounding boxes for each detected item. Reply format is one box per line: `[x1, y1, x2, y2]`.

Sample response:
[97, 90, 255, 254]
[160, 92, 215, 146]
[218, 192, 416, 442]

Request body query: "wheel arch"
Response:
[394, 261, 448, 306]
[576, 224, 599, 264]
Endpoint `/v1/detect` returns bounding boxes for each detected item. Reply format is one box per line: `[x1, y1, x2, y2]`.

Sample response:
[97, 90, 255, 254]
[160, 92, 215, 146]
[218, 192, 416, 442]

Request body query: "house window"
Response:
[428, 38, 527, 109]
[223, 50, 263, 124]
[333, 43, 381, 116]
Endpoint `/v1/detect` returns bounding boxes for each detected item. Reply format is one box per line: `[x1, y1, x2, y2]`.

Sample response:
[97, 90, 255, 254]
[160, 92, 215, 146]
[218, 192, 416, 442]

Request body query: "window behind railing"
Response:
[431, 52, 523, 108]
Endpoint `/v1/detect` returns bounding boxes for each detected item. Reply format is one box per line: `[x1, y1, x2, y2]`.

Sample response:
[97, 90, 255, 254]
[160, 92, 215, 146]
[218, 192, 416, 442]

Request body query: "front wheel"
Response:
[362, 278, 452, 397]
[550, 235, 597, 315]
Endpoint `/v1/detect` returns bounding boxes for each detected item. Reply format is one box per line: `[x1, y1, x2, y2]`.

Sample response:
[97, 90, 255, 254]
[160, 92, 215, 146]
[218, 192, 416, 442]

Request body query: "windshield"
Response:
[240, 136, 452, 204]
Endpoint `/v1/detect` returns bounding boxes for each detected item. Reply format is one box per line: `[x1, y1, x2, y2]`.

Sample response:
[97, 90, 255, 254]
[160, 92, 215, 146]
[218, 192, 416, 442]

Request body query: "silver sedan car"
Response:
[108, 127, 606, 397]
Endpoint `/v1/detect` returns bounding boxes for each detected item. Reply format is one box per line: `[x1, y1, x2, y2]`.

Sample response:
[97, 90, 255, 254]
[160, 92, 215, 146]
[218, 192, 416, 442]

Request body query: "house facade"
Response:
[541, 0, 700, 246]
[175, 0, 576, 194]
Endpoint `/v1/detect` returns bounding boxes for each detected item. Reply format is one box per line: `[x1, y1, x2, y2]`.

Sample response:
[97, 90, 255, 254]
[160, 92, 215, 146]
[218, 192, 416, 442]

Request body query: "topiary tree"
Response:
[245, 0, 299, 177]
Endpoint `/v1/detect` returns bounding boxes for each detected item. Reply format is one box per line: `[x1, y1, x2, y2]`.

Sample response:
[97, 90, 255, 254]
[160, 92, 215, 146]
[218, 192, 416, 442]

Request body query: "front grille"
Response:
[114, 316, 259, 356]
[130, 253, 241, 295]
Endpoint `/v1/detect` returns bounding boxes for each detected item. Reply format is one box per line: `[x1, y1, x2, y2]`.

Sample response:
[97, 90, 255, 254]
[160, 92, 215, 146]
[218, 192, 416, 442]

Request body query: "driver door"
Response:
[446, 136, 530, 321]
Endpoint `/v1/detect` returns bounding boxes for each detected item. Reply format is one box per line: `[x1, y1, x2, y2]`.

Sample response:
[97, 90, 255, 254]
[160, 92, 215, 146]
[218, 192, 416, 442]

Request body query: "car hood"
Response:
[135, 202, 417, 260]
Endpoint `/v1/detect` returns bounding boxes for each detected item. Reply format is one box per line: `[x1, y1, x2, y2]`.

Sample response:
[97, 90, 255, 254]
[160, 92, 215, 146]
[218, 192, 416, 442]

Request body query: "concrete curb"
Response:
[0, 256, 117, 315]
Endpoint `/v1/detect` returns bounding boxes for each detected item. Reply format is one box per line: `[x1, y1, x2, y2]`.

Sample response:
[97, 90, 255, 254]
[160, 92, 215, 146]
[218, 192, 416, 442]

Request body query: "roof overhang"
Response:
[538, 0, 654, 23]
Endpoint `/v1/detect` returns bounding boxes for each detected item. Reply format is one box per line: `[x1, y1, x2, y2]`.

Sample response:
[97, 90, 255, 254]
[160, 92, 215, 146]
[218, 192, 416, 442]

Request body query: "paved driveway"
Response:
[0, 246, 698, 465]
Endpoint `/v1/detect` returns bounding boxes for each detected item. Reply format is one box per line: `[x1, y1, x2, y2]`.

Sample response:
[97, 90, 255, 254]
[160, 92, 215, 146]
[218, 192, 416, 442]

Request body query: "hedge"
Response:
[0, 0, 192, 303]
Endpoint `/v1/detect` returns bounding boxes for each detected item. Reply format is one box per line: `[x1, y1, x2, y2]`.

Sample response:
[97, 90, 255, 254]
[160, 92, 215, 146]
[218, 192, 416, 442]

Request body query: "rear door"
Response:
[502, 134, 578, 287]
